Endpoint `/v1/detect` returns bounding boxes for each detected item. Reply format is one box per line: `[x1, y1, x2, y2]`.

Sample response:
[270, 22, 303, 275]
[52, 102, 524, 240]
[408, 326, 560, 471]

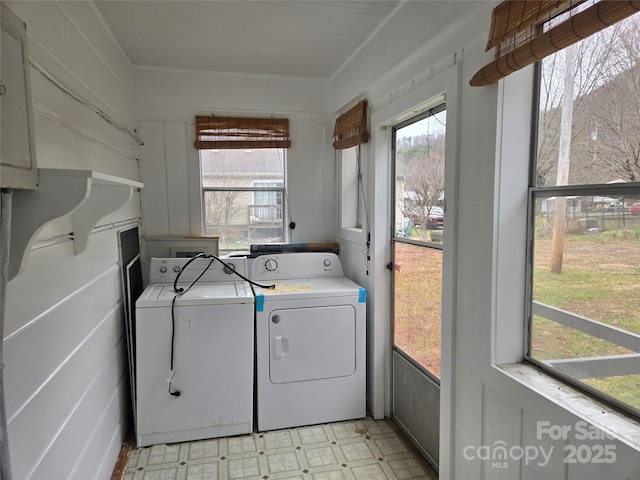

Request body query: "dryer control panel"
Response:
[251, 252, 343, 281]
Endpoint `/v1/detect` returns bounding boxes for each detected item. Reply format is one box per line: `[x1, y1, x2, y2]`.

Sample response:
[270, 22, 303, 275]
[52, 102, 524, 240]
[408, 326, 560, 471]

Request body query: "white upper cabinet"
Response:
[1, 3, 37, 190]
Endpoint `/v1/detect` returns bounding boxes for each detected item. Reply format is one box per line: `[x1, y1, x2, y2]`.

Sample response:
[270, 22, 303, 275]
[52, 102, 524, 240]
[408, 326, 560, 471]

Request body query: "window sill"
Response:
[498, 363, 640, 450]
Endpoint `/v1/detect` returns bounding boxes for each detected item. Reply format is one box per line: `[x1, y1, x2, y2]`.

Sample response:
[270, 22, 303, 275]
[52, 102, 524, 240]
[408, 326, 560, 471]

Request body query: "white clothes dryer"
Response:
[135, 257, 254, 447]
[252, 252, 366, 431]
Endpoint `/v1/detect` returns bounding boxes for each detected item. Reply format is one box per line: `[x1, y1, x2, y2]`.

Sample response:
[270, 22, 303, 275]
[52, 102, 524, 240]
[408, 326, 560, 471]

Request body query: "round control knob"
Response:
[324, 259, 331, 267]
[265, 259, 278, 272]
[173, 265, 182, 273]
[159, 266, 167, 273]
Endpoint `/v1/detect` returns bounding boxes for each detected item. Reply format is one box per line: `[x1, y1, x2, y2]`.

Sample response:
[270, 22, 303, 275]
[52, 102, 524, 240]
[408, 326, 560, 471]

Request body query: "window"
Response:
[341, 146, 363, 230]
[200, 148, 286, 252]
[527, 14, 640, 418]
[393, 105, 447, 378]
[334, 100, 369, 234]
[394, 106, 446, 245]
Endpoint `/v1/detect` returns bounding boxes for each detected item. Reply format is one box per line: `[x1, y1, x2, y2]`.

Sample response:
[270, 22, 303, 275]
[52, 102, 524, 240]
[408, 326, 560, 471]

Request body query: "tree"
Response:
[201, 152, 250, 245]
[401, 136, 445, 242]
[579, 19, 640, 182]
[537, 21, 620, 186]
[395, 110, 446, 241]
[204, 189, 241, 244]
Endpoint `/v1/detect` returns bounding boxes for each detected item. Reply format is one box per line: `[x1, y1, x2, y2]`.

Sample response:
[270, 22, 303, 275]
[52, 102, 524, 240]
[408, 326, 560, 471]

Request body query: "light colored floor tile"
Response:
[305, 446, 338, 468]
[340, 442, 375, 462]
[298, 426, 330, 445]
[124, 418, 436, 480]
[350, 463, 389, 479]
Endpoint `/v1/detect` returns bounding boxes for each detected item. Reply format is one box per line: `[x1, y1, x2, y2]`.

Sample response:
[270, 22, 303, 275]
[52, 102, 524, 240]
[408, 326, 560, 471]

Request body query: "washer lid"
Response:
[136, 281, 254, 307]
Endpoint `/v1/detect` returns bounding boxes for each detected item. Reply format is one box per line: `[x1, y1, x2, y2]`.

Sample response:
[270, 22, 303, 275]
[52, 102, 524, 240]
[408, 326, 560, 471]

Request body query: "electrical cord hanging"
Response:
[356, 146, 372, 275]
[275, 146, 296, 238]
[167, 253, 276, 397]
[168, 253, 214, 397]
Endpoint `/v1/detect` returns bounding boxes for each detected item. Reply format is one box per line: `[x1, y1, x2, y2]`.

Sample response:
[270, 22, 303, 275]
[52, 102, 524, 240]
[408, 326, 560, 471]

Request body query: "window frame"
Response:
[524, 49, 640, 419]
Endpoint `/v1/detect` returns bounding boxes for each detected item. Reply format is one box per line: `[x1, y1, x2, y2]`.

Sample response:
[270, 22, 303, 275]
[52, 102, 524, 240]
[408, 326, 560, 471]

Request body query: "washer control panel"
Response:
[251, 252, 343, 280]
[265, 258, 278, 272]
[149, 257, 247, 283]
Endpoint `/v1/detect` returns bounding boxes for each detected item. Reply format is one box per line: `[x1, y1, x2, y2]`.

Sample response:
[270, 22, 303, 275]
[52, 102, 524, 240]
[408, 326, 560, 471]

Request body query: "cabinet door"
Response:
[1, 4, 37, 190]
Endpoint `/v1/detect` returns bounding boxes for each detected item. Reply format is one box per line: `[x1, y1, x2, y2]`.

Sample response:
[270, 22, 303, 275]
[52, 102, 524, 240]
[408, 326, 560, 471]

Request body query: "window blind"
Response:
[194, 116, 291, 149]
[332, 100, 369, 150]
[471, 0, 640, 87]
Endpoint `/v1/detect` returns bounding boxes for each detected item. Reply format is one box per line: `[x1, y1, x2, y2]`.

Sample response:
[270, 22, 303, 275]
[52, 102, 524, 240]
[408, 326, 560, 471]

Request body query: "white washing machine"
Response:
[135, 257, 254, 447]
[252, 252, 366, 431]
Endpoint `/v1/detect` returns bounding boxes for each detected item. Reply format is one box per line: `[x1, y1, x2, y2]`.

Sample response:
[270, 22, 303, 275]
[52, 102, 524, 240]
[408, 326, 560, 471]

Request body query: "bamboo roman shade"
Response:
[470, 0, 640, 87]
[332, 100, 369, 150]
[194, 116, 291, 149]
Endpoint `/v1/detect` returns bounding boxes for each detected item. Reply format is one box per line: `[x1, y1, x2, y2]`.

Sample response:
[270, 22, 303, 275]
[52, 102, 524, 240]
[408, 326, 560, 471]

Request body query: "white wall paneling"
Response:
[134, 66, 328, 116]
[4, 261, 121, 415]
[15, 307, 124, 479]
[137, 120, 194, 237]
[163, 122, 191, 235]
[330, 1, 481, 113]
[5, 231, 129, 479]
[138, 121, 170, 236]
[28, 69, 139, 177]
[5, 1, 134, 128]
[3, 1, 138, 478]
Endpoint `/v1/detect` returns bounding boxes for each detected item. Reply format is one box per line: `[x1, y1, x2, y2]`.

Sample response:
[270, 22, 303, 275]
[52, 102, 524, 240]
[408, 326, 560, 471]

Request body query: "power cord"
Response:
[169, 253, 213, 397]
[357, 146, 372, 275]
[167, 253, 275, 397]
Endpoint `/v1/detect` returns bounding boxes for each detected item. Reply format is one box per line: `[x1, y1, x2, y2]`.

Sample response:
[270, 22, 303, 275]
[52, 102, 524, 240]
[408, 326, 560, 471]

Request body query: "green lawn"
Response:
[532, 229, 640, 411]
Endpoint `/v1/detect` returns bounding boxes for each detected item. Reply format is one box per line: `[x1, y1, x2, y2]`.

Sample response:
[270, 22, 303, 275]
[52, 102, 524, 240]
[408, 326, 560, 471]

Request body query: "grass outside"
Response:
[393, 220, 640, 411]
[532, 227, 640, 411]
[393, 242, 442, 378]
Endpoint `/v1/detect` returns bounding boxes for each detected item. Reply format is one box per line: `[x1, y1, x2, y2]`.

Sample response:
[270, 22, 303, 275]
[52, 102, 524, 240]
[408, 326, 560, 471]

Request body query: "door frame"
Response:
[369, 61, 460, 474]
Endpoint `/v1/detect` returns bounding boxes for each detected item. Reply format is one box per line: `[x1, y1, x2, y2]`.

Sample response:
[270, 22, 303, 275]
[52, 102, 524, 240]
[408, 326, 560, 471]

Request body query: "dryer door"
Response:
[269, 304, 356, 384]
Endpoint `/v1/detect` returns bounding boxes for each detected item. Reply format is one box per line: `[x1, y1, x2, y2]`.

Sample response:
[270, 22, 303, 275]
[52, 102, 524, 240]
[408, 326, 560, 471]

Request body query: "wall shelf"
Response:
[9, 168, 143, 280]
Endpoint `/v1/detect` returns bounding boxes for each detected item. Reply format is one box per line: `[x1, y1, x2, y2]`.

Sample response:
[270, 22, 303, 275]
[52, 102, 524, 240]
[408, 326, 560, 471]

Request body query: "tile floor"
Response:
[123, 417, 437, 480]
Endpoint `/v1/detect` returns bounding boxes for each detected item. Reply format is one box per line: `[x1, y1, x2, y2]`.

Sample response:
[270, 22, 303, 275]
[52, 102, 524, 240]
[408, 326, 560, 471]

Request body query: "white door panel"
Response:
[269, 305, 356, 384]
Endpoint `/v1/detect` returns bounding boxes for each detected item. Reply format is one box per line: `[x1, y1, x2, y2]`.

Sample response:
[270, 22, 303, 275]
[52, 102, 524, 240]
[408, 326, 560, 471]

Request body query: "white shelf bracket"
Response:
[72, 183, 133, 255]
[9, 173, 90, 280]
[8, 169, 143, 280]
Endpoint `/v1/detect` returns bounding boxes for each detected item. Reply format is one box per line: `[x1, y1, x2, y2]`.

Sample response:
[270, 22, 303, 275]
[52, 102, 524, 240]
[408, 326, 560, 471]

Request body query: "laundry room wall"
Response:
[330, 1, 640, 479]
[3, 1, 139, 478]
[133, 67, 336, 249]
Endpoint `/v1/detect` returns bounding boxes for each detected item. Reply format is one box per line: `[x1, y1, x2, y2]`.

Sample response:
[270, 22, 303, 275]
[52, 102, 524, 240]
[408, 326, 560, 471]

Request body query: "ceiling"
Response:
[95, 0, 400, 79]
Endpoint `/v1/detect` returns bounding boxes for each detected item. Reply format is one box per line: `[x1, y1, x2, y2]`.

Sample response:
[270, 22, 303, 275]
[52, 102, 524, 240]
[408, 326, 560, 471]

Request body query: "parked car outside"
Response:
[630, 202, 640, 214]
[411, 206, 444, 229]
